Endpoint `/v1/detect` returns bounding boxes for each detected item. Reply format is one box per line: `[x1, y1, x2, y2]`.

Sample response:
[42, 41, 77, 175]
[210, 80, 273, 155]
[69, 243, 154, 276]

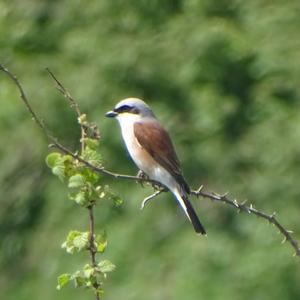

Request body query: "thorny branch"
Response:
[191, 188, 300, 257]
[1, 64, 299, 257]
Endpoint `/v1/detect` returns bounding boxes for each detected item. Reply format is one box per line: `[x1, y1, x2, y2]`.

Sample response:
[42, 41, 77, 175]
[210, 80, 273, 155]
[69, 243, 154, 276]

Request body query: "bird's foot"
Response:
[136, 170, 164, 190]
[136, 170, 167, 209]
[136, 170, 149, 187]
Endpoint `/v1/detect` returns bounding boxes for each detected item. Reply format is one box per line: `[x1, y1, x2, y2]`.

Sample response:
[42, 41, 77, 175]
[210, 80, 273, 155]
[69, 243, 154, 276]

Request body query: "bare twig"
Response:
[88, 206, 97, 265]
[46, 68, 86, 153]
[46, 68, 82, 117]
[1, 63, 299, 257]
[88, 205, 100, 300]
[0, 64, 60, 146]
[0, 64, 50, 135]
[140, 189, 165, 210]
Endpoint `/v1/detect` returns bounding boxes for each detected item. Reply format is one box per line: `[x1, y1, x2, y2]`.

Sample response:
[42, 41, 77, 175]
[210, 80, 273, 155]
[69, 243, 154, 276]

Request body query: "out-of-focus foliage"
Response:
[0, 0, 299, 299]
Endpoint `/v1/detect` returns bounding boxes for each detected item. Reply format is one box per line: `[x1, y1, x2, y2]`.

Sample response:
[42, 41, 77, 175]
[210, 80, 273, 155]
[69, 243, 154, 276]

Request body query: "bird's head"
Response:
[105, 98, 155, 120]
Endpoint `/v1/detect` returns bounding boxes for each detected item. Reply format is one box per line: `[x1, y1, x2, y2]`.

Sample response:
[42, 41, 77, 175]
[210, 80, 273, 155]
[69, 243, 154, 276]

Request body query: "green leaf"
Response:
[102, 185, 123, 206]
[84, 138, 99, 150]
[81, 168, 100, 184]
[96, 240, 107, 253]
[62, 231, 89, 254]
[82, 147, 102, 166]
[98, 260, 116, 273]
[69, 189, 91, 206]
[83, 264, 94, 278]
[73, 232, 89, 251]
[62, 155, 76, 177]
[57, 273, 71, 290]
[112, 195, 123, 207]
[71, 272, 86, 288]
[68, 174, 86, 188]
[95, 232, 107, 253]
[45, 152, 61, 168]
[73, 191, 88, 206]
[46, 153, 75, 181]
[52, 164, 65, 181]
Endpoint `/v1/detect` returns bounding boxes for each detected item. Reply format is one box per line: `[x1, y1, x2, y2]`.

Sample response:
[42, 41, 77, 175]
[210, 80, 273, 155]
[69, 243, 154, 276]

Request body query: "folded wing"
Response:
[134, 121, 190, 193]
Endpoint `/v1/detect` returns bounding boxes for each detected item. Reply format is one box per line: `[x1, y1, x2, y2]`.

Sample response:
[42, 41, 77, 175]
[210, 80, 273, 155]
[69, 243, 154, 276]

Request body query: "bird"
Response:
[105, 98, 206, 234]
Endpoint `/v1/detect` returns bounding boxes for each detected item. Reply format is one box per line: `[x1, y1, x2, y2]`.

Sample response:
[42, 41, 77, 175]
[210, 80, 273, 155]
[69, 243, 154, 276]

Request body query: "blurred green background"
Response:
[1, 1, 300, 299]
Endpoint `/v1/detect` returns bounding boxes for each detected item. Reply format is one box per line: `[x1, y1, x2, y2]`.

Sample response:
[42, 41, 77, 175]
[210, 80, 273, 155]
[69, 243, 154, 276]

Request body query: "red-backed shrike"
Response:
[106, 98, 206, 234]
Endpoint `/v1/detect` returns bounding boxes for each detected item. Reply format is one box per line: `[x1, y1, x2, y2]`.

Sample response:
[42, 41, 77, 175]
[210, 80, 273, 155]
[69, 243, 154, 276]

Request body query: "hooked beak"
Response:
[105, 110, 117, 118]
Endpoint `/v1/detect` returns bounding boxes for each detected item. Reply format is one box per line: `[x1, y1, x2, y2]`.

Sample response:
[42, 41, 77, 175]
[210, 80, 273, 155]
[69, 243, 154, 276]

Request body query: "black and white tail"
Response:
[174, 190, 206, 235]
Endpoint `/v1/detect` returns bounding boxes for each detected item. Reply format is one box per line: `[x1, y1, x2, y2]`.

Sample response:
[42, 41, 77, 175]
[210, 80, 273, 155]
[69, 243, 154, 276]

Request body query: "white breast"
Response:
[116, 113, 144, 168]
[116, 114, 178, 192]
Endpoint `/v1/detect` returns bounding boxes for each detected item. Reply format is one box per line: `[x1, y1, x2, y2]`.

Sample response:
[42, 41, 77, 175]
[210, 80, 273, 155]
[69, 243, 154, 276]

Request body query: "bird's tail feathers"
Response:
[174, 189, 206, 235]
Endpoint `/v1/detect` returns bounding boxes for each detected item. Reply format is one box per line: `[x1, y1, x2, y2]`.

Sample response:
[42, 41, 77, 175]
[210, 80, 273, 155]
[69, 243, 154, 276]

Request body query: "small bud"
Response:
[78, 114, 87, 125]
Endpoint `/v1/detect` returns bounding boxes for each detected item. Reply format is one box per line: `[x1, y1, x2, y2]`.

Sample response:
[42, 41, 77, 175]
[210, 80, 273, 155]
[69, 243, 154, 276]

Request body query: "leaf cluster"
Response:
[44, 116, 119, 296]
[62, 230, 107, 254]
[45, 137, 120, 208]
[57, 260, 115, 293]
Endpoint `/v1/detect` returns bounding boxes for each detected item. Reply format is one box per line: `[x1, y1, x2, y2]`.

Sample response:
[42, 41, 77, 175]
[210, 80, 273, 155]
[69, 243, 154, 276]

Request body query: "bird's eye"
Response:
[115, 105, 133, 113]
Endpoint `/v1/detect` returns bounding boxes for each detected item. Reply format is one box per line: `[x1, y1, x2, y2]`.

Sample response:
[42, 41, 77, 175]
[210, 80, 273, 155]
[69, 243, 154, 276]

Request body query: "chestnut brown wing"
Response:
[134, 121, 190, 193]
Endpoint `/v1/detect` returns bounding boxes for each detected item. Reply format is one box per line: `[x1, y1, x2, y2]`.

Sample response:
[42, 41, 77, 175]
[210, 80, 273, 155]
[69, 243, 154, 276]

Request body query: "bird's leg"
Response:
[136, 169, 167, 209]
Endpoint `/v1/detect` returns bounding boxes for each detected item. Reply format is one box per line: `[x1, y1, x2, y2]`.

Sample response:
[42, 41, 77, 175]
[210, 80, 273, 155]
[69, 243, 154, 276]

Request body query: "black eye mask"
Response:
[114, 105, 139, 114]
